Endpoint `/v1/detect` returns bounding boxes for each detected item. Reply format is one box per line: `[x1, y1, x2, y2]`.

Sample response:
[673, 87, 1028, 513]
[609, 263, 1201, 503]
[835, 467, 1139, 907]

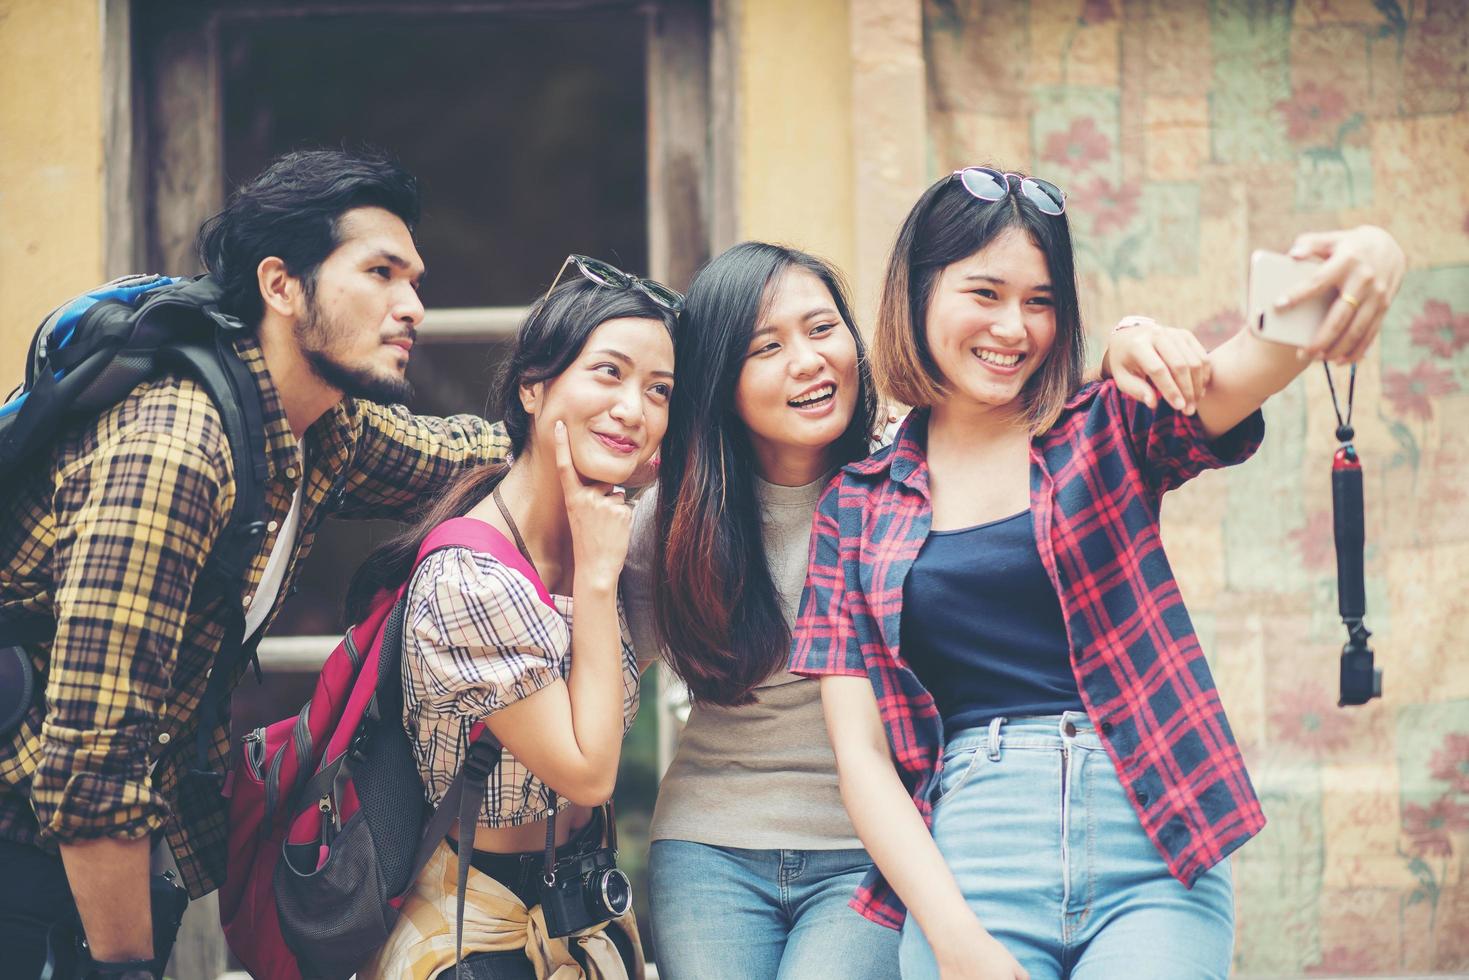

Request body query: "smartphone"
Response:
[1247, 250, 1334, 348]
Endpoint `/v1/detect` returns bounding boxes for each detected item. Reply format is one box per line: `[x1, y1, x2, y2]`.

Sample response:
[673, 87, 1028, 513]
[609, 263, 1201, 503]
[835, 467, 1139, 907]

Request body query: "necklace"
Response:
[490, 484, 539, 576]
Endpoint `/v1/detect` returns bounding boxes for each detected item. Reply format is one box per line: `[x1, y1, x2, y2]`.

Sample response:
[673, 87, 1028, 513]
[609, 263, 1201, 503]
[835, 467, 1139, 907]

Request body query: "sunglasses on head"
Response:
[543, 254, 685, 315]
[952, 167, 1066, 216]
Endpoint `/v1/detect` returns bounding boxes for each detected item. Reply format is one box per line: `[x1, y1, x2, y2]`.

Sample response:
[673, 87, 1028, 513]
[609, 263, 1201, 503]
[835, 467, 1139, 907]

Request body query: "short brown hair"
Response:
[873, 173, 1086, 433]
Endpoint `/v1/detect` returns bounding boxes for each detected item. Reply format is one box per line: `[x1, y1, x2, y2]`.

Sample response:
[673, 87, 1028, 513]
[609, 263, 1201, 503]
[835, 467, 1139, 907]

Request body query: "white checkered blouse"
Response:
[401, 546, 640, 827]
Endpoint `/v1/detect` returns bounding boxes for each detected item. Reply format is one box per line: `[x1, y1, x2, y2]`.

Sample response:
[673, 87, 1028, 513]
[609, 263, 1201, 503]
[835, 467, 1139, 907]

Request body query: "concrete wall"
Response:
[0, 0, 106, 394]
[730, 0, 929, 330]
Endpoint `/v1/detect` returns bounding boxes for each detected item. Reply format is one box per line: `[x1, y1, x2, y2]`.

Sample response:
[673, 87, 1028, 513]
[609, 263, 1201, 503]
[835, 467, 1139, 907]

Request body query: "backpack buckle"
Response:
[348, 728, 372, 763]
[202, 304, 248, 334]
[463, 739, 499, 782]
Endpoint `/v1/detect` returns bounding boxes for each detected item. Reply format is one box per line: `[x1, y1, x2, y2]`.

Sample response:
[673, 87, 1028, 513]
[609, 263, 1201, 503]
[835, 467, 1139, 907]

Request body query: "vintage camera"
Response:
[539, 844, 632, 938]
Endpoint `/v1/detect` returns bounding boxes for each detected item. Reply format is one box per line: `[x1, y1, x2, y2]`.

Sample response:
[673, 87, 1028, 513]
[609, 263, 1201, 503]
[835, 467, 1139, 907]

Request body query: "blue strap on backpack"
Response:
[0, 274, 269, 781]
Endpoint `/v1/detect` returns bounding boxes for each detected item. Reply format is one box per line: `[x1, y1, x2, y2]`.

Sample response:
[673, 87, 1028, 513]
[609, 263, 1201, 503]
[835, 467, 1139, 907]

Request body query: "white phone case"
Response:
[1247, 250, 1334, 348]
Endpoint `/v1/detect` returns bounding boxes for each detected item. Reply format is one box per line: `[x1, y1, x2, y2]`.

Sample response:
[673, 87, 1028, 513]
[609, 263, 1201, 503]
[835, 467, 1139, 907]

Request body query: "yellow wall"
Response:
[0, 0, 105, 393]
[735, 0, 857, 282]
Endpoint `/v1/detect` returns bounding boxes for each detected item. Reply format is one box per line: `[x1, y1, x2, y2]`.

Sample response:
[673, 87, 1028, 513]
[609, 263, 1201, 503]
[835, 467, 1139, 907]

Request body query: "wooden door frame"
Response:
[109, 0, 724, 291]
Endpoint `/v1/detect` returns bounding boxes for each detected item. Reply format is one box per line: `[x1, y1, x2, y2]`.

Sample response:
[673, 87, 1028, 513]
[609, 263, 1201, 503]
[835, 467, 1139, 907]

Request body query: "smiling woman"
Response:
[350, 272, 678, 978]
[733, 266, 862, 487]
[874, 172, 1084, 435]
[791, 170, 1406, 980]
[614, 241, 895, 980]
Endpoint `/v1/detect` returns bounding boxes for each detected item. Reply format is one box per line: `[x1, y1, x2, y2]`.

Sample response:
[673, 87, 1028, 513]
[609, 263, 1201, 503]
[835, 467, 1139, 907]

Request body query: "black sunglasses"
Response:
[543, 254, 685, 314]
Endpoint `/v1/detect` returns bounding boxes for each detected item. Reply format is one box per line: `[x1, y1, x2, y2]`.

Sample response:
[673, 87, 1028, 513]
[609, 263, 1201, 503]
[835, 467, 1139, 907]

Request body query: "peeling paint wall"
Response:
[0, 0, 105, 392]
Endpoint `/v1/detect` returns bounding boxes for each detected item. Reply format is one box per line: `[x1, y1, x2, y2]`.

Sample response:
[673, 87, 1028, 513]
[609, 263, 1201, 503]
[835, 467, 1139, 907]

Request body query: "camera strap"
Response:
[1324, 363, 1380, 705]
[544, 793, 559, 885]
[541, 795, 617, 886]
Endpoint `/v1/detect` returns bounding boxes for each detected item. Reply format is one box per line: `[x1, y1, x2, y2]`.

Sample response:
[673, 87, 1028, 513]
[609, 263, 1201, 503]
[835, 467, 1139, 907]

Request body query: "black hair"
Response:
[343, 277, 676, 623]
[655, 242, 879, 706]
[196, 148, 421, 327]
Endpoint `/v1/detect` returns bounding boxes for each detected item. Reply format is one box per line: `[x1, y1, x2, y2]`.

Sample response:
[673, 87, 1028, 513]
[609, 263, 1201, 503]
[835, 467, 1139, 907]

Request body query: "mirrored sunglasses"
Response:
[953, 167, 1066, 216]
[543, 254, 685, 314]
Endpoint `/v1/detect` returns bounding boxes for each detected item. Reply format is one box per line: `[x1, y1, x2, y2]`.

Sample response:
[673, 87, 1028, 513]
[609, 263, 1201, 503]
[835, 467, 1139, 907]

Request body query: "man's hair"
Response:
[196, 149, 420, 326]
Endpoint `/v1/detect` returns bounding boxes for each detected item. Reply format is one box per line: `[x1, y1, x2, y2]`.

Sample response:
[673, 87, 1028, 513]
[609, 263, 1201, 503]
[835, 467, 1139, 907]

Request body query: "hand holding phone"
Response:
[1248, 250, 1335, 348]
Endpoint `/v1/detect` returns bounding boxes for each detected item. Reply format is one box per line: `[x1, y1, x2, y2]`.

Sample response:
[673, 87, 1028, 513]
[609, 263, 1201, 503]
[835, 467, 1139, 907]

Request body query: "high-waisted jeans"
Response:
[899, 713, 1235, 980]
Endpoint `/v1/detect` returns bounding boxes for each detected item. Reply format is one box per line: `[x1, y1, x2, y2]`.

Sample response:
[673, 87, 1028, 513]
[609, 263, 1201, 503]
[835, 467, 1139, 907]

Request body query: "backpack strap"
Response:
[162, 328, 271, 784]
[403, 513, 560, 977]
[415, 516, 555, 607]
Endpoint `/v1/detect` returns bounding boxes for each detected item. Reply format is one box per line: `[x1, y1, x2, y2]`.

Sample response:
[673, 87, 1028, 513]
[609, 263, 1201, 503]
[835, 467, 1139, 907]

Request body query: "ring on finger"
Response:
[1340, 292, 1361, 309]
[608, 484, 627, 497]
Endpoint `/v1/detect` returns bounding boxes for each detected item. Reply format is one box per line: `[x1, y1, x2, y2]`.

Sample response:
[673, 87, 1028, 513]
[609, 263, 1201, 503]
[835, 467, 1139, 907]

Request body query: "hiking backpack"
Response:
[0, 274, 268, 773]
[220, 515, 554, 980]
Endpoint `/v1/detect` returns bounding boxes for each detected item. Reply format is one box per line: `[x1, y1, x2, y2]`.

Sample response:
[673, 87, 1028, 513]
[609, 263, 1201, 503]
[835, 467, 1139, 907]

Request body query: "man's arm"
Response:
[41, 428, 230, 960]
[58, 838, 154, 962]
[330, 402, 511, 520]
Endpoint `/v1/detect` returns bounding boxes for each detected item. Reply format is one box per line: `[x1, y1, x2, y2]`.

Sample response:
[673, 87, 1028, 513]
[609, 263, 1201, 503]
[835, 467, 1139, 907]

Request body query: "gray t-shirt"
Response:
[621, 477, 860, 850]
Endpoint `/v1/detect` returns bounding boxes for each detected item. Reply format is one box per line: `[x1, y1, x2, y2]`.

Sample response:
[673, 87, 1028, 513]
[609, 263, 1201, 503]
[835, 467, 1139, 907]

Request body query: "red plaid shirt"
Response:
[790, 380, 1268, 929]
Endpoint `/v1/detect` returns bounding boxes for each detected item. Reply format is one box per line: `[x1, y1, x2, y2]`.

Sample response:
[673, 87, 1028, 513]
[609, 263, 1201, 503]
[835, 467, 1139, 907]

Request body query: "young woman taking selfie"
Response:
[790, 168, 1404, 980]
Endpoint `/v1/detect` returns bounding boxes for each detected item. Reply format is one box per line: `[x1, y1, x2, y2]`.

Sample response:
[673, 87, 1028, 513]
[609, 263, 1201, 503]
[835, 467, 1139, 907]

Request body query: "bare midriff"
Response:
[455, 802, 598, 854]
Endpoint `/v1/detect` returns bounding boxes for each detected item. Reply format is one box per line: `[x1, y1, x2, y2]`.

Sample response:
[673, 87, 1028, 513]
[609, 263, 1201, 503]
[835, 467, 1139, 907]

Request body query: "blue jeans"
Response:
[900, 713, 1235, 980]
[650, 839, 900, 980]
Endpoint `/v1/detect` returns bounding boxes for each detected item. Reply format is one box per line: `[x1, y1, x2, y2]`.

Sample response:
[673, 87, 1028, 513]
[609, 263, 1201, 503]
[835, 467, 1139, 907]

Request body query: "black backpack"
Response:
[0, 274, 269, 779]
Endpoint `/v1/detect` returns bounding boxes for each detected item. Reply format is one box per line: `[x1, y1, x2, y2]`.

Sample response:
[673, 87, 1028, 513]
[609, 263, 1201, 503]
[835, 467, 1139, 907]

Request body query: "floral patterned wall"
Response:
[924, 0, 1469, 975]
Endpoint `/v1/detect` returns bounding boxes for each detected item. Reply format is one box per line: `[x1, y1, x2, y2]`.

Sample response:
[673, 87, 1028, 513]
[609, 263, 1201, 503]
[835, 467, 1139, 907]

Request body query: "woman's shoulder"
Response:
[408, 543, 557, 619]
[1035, 380, 1121, 441]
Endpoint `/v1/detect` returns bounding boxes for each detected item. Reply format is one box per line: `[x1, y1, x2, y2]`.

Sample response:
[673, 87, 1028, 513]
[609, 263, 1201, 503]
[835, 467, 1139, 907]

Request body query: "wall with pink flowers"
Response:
[924, 0, 1469, 974]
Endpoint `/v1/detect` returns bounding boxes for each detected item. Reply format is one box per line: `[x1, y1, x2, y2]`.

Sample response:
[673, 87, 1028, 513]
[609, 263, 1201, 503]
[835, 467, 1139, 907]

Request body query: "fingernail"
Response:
[1274, 295, 1290, 309]
[556, 420, 565, 434]
[1289, 246, 1308, 258]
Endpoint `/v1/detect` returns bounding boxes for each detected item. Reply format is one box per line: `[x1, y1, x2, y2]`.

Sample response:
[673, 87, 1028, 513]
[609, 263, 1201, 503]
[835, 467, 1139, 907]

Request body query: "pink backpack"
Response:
[219, 516, 555, 980]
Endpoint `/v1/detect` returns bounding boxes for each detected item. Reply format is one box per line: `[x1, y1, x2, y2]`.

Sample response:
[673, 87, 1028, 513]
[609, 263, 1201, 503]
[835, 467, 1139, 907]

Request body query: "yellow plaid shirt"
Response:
[0, 332, 511, 896]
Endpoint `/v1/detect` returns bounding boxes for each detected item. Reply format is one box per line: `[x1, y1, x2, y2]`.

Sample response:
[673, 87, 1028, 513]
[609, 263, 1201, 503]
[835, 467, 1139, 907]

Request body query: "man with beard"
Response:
[0, 150, 513, 979]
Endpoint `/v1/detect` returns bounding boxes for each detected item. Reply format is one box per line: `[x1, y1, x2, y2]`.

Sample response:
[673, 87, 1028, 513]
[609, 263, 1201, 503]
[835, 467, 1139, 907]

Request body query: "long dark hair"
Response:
[875, 169, 1084, 431]
[343, 277, 676, 623]
[654, 242, 878, 707]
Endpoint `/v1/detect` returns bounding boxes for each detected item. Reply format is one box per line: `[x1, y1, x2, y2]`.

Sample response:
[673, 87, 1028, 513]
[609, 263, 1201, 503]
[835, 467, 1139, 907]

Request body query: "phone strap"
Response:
[1323, 361, 1356, 442]
[1324, 362, 1380, 706]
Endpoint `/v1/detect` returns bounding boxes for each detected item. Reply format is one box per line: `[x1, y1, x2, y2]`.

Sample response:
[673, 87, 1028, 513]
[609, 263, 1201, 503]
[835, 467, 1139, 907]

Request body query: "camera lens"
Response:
[598, 868, 632, 917]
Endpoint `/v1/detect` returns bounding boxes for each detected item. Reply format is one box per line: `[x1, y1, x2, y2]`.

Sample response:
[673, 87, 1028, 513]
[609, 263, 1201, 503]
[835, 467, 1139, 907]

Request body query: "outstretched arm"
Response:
[1196, 225, 1404, 439]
